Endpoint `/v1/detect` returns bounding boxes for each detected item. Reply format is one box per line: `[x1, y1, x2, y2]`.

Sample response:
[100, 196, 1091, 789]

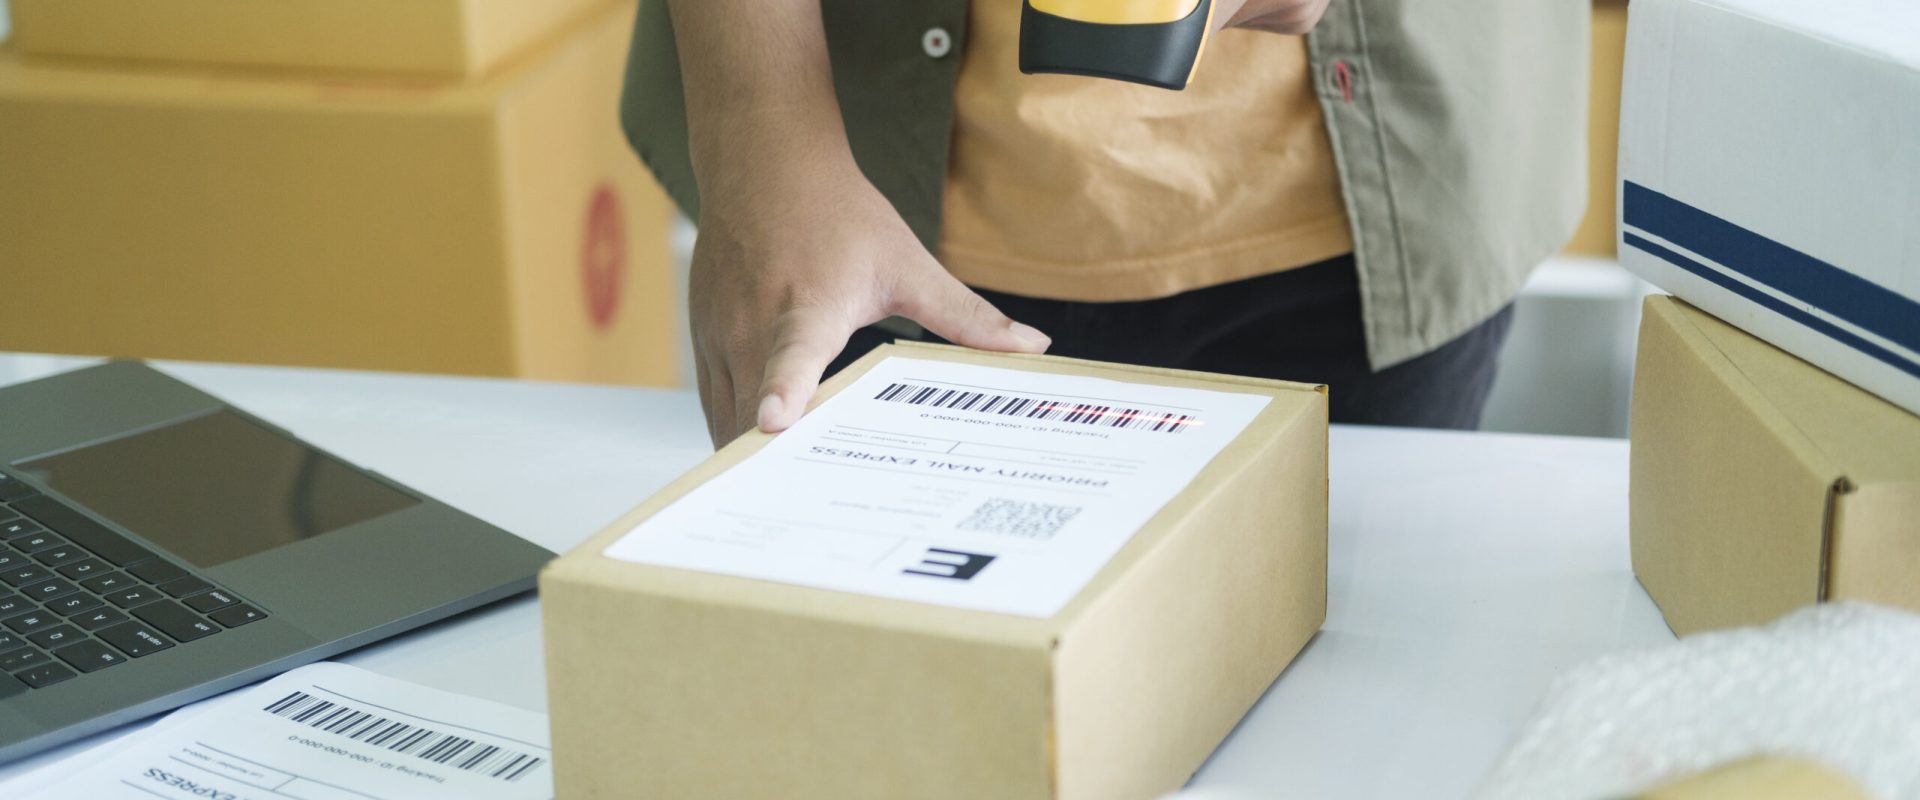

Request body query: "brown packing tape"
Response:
[1634, 756, 1874, 800]
[542, 342, 1328, 798]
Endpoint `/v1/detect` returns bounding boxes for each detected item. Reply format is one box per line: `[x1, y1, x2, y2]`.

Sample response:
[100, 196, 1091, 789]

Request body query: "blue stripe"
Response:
[1622, 232, 1920, 380]
[1622, 181, 1920, 356]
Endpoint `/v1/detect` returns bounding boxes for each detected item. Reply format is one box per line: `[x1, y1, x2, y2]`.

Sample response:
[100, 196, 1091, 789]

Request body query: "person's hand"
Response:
[690, 161, 1052, 448]
[1214, 0, 1332, 34]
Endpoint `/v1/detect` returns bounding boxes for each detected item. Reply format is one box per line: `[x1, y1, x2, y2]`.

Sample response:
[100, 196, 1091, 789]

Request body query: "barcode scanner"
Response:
[1018, 0, 1215, 90]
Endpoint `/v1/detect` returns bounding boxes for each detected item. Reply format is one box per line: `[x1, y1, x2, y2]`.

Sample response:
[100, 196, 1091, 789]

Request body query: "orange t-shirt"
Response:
[938, 2, 1352, 301]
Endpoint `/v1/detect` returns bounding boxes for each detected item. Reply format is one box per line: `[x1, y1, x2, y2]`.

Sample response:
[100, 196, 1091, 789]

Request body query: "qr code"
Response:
[957, 499, 1082, 541]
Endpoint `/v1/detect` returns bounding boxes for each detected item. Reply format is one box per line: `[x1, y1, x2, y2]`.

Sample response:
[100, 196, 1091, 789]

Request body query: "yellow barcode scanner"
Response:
[1018, 0, 1215, 90]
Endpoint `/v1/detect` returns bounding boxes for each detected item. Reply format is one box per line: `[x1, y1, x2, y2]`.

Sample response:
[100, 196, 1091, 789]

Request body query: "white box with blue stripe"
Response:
[1618, 0, 1920, 416]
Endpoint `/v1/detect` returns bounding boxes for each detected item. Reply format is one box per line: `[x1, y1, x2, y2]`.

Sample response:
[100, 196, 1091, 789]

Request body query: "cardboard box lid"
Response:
[0, 1, 629, 112]
[545, 341, 1326, 645]
[7, 0, 608, 77]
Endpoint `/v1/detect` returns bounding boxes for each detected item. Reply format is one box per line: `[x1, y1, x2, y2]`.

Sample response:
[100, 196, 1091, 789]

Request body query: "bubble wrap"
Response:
[1476, 602, 1920, 800]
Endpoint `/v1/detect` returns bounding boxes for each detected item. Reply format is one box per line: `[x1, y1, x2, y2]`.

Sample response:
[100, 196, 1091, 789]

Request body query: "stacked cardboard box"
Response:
[1620, 0, 1920, 634]
[0, 1, 678, 386]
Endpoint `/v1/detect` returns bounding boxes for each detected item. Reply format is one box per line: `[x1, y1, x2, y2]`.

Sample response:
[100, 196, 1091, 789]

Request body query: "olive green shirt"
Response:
[620, 0, 1589, 369]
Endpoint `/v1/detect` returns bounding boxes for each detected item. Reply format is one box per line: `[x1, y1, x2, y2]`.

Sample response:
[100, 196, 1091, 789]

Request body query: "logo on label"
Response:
[903, 548, 997, 581]
[581, 183, 626, 332]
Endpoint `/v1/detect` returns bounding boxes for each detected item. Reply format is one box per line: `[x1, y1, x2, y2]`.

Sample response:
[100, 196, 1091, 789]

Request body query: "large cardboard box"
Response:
[541, 342, 1329, 799]
[0, 1, 678, 386]
[8, 0, 604, 76]
[1618, 0, 1920, 416]
[1630, 296, 1920, 636]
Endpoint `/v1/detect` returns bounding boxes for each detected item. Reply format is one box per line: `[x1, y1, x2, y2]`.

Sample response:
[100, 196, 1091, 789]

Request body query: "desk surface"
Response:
[0, 354, 1675, 798]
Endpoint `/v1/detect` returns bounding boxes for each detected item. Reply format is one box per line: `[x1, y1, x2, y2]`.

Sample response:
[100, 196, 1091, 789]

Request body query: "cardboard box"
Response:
[1618, 0, 1920, 416]
[541, 342, 1328, 799]
[8, 0, 604, 76]
[1562, 0, 1628, 257]
[1630, 296, 1920, 636]
[0, 1, 678, 386]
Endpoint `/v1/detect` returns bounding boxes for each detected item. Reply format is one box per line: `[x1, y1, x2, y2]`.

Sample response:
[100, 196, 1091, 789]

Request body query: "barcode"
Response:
[263, 690, 545, 783]
[874, 382, 1195, 433]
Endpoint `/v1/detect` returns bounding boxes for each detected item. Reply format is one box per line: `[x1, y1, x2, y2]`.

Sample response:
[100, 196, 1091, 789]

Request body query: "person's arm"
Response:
[667, 0, 1051, 448]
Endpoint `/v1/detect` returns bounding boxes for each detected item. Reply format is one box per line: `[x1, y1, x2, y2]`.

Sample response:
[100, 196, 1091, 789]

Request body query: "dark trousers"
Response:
[827, 255, 1515, 429]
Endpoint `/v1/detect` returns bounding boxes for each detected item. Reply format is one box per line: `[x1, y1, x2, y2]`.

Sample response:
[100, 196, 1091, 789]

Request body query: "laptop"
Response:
[0, 361, 554, 762]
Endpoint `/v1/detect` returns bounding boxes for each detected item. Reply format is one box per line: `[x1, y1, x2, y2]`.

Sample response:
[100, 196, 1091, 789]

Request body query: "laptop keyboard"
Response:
[0, 472, 266, 694]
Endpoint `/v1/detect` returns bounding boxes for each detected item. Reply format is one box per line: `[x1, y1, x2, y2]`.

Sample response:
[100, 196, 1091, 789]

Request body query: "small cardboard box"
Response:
[0, 1, 678, 386]
[8, 0, 604, 76]
[1618, 0, 1920, 416]
[541, 343, 1328, 799]
[1630, 296, 1920, 636]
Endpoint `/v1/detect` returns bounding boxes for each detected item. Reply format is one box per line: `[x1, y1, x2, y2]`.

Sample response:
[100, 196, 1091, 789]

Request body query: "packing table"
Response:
[0, 353, 1675, 798]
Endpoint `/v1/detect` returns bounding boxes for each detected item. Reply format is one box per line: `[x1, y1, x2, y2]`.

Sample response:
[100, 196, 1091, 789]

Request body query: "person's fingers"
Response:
[894, 260, 1051, 354]
[754, 309, 853, 433]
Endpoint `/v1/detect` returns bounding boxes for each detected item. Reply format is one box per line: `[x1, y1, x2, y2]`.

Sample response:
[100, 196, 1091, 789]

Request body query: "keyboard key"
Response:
[128, 560, 188, 585]
[26, 624, 81, 650]
[0, 631, 23, 651]
[10, 496, 155, 567]
[0, 593, 32, 617]
[0, 520, 43, 539]
[24, 578, 78, 603]
[106, 586, 162, 608]
[80, 572, 135, 595]
[0, 645, 48, 671]
[33, 545, 87, 567]
[1, 566, 51, 588]
[157, 576, 211, 598]
[133, 601, 221, 643]
[0, 671, 24, 699]
[184, 590, 238, 614]
[98, 622, 173, 658]
[0, 549, 28, 571]
[3, 611, 56, 634]
[53, 639, 125, 673]
[47, 593, 103, 616]
[11, 532, 64, 554]
[73, 607, 129, 631]
[56, 558, 109, 580]
[16, 662, 75, 688]
[0, 474, 35, 503]
[0, 508, 16, 524]
[210, 605, 266, 628]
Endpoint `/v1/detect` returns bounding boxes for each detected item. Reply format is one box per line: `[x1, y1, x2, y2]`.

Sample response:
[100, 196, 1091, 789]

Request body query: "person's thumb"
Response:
[894, 261, 1051, 354]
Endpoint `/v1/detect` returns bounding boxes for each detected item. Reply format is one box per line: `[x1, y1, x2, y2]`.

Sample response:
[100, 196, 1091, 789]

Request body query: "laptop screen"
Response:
[17, 410, 419, 567]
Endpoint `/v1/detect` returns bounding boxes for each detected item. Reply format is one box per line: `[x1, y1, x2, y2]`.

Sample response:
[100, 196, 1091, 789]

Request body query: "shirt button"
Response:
[922, 27, 953, 59]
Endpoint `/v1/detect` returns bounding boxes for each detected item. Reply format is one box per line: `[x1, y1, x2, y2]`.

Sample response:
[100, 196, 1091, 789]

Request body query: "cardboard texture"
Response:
[1618, 0, 1920, 416]
[1562, 0, 1627, 257]
[1630, 296, 1920, 636]
[542, 343, 1329, 799]
[0, 1, 678, 386]
[7, 0, 604, 76]
[1635, 757, 1873, 800]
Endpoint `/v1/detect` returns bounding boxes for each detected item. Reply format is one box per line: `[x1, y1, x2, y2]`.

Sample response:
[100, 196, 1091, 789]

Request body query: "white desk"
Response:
[0, 355, 1675, 798]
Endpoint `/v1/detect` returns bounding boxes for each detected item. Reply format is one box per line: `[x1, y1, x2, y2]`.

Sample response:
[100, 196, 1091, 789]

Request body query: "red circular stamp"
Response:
[581, 183, 626, 331]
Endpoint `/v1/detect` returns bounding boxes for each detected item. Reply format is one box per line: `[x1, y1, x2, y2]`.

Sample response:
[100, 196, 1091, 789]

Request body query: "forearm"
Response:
[665, 0, 858, 206]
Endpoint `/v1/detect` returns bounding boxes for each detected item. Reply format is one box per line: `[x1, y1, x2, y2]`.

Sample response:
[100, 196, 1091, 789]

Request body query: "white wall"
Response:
[1, 0, 12, 42]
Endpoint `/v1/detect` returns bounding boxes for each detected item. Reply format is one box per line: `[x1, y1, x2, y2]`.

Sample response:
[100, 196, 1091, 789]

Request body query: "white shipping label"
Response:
[23, 662, 553, 800]
[604, 357, 1272, 617]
